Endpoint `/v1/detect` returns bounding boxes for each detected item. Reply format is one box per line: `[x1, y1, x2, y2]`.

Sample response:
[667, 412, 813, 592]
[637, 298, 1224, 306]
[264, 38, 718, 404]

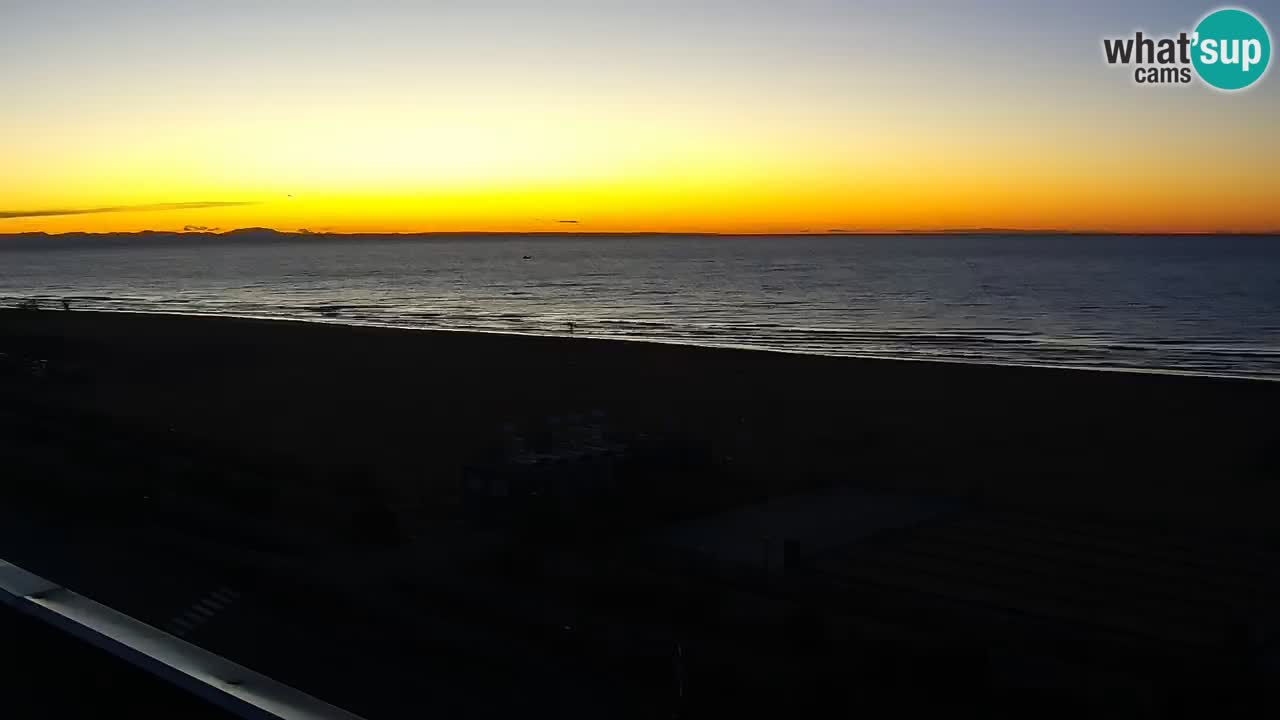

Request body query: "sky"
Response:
[2, 0, 1278, 234]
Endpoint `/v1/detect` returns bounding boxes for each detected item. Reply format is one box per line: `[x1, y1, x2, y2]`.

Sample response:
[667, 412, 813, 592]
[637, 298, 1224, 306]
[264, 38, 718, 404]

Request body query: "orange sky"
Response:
[3, 1, 1278, 235]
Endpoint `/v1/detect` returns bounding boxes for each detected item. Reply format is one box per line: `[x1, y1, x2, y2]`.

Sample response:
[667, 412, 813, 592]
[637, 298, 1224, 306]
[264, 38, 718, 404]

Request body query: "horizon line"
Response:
[2, 227, 1279, 239]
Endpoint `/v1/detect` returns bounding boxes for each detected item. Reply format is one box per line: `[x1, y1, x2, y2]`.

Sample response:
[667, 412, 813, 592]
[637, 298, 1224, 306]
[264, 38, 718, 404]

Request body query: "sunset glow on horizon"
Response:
[4, 0, 1278, 235]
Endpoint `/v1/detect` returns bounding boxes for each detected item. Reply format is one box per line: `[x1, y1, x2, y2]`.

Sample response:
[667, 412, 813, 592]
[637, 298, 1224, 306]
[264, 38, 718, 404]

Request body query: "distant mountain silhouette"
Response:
[1, 228, 1276, 244]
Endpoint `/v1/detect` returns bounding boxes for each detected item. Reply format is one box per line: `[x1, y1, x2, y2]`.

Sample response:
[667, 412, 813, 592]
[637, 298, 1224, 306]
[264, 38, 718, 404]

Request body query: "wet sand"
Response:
[2, 309, 1278, 540]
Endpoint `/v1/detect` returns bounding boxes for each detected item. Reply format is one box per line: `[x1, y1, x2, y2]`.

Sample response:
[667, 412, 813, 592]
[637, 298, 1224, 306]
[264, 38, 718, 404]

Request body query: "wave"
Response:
[12, 294, 1275, 380]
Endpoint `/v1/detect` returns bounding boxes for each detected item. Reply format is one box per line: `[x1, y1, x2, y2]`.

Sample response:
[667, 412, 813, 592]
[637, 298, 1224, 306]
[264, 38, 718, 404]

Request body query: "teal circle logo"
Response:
[1192, 8, 1271, 90]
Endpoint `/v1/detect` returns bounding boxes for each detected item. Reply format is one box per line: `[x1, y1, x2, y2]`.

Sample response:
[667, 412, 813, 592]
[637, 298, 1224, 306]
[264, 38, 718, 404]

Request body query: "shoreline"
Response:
[4, 307, 1279, 540]
[7, 306, 1277, 385]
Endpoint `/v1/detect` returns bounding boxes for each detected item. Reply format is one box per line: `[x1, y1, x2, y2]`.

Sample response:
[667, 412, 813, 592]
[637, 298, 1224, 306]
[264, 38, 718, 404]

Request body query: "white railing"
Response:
[0, 558, 365, 720]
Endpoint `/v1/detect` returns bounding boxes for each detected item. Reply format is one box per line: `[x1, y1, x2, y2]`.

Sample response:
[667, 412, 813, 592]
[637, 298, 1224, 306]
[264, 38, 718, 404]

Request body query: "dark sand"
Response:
[6, 308, 1280, 717]
[3, 308, 1277, 540]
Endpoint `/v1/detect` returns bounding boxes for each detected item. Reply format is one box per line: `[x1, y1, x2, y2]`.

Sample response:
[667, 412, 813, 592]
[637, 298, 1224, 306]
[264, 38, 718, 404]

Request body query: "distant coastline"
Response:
[2, 227, 1279, 241]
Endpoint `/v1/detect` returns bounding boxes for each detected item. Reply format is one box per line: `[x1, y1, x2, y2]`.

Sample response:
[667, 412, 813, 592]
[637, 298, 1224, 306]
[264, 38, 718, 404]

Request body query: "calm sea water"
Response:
[2, 234, 1278, 379]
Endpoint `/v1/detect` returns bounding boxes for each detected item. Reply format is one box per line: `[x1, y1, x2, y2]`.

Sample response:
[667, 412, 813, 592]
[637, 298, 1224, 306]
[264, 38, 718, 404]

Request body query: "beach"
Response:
[5, 2, 1277, 712]
[3, 308, 1277, 541]
[5, 308, 1280, 715]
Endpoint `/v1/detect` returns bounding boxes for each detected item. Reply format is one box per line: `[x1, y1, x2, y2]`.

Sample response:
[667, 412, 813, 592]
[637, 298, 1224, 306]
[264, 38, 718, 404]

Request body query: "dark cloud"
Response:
[0, 201, 258, 220]
[557, 219, 580, 224]
[183, 225, 220, 232]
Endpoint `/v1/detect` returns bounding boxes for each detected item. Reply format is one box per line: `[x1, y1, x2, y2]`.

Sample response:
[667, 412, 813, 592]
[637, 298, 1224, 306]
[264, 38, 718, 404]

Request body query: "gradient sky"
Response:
[2, 0, 1278, 234]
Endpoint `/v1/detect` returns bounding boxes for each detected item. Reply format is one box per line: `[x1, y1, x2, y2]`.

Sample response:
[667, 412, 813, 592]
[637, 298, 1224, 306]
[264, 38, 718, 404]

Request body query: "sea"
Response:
[2, 233, 1278, 379]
